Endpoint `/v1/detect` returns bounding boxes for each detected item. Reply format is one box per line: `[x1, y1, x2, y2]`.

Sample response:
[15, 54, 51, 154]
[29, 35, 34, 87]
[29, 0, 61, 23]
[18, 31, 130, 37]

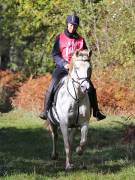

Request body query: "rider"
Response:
[40, 14, 106, 121]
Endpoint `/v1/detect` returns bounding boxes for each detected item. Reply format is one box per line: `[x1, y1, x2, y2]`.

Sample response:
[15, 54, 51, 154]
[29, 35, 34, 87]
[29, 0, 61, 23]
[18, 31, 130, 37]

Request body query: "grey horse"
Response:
[47, 49, 92, 170]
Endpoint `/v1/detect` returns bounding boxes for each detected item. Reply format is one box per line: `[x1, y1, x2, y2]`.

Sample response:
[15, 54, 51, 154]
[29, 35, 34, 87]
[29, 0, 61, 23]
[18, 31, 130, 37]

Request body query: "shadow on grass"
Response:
[0, 126, 135, 177]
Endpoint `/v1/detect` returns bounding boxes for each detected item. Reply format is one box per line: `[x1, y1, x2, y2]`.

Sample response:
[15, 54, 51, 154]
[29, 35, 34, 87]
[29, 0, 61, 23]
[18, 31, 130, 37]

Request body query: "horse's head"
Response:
[69, 49, 92, 93]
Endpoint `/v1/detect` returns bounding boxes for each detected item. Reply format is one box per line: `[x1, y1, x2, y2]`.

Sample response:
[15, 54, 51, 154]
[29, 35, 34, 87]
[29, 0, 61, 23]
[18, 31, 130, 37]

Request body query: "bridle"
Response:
[67, 59, 90, 101]
[66, 59, 90, 125]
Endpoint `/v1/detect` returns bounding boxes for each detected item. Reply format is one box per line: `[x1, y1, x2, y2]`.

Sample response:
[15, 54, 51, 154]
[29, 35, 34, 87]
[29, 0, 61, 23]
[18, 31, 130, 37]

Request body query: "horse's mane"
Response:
[68, 49, 80, 76]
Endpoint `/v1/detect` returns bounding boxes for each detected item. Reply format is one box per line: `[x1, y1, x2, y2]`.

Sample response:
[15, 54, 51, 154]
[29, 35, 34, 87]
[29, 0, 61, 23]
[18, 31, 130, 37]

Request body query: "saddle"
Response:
[53, 79, 65, 106]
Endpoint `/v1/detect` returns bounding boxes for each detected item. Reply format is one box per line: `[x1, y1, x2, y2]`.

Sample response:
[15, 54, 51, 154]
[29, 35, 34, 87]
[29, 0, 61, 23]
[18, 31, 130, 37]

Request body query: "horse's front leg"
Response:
[76, 123, 88, 156]
[60, 123, 73, 170]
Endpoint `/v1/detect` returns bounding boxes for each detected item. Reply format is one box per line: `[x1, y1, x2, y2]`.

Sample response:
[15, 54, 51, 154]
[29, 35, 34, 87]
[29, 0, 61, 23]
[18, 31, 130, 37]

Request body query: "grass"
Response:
[0, 110, 135, 179]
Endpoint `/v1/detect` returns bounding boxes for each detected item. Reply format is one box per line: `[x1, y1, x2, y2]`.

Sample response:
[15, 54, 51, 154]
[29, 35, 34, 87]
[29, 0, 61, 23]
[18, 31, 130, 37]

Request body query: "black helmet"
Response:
[66, 15, 80, 26]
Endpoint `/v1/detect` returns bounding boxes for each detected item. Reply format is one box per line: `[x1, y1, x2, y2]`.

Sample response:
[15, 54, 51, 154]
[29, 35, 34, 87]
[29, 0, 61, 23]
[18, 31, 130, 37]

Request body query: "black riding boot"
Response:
[88, 87, 106, 121]
[39, 67, 69, 120]
[39, 81, 55, 120]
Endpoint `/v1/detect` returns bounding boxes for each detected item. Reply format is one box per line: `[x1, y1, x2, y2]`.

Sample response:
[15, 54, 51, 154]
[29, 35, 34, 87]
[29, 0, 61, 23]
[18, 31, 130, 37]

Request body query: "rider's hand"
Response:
[64, 64, 70, 70]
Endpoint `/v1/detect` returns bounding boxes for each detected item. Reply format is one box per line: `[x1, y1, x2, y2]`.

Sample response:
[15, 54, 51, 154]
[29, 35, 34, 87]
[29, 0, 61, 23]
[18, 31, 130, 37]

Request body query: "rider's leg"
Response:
[39, 79, 55, 119]
[39, 67, 68, 120]
[88, 81, 106, 121]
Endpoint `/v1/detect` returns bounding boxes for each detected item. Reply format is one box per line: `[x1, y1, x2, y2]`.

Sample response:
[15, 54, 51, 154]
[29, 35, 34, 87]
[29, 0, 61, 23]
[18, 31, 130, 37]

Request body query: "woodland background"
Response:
[0, 1, 135, 179]
[0, 0, 135, 114]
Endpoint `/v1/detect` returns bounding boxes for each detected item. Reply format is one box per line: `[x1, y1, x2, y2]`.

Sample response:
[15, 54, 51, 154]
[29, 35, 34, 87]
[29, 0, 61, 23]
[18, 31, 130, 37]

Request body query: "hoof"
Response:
[51, 152, 59, 160]
[76, 146, 83, 156]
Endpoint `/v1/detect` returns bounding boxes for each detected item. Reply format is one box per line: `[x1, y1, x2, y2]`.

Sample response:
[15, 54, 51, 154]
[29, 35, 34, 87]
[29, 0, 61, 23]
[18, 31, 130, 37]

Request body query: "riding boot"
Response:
[88, 87, 106, 121]
[39, 67, 68, 120]
[39, 81, 55, 120]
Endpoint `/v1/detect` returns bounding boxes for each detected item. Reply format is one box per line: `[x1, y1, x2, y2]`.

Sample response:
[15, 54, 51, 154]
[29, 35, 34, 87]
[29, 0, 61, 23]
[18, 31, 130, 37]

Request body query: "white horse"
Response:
[47, 49, 92, 170]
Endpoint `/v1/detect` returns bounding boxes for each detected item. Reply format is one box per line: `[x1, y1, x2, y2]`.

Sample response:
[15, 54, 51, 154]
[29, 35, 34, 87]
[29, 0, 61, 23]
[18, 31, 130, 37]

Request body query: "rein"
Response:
[67, 78, 79, 102]
[67, 78, 80, 125]
[67, 68, 89, 125]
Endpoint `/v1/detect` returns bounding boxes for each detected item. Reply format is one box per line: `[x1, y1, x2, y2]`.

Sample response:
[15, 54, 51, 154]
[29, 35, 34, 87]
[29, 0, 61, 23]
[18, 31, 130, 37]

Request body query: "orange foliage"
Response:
[11, 73, 51, 112]
[94, 80, 135, 114]
[0, 70, 135, 115]
[0, 70, 22, 100]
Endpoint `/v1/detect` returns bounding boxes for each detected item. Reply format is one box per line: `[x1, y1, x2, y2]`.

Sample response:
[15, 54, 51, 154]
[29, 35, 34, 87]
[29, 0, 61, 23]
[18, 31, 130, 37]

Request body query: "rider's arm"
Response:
[52, 35, 69, 68]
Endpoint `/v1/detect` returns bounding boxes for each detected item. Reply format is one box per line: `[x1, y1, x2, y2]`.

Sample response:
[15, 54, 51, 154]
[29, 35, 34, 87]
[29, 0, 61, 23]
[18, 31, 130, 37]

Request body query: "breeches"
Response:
[46, 67, 68, 95]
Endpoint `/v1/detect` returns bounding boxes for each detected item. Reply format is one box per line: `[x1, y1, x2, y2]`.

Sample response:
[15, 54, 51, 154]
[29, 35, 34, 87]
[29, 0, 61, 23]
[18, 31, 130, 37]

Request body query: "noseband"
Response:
[67, 59, 90, 101]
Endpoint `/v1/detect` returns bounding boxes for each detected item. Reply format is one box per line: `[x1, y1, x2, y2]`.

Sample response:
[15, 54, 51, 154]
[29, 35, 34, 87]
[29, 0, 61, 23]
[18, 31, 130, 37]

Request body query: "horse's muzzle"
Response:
[80, 81, 90, 93]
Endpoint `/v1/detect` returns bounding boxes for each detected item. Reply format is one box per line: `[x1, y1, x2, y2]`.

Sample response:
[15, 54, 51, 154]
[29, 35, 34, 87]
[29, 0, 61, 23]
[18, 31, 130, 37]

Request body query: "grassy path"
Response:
[0, 110, 135, 179]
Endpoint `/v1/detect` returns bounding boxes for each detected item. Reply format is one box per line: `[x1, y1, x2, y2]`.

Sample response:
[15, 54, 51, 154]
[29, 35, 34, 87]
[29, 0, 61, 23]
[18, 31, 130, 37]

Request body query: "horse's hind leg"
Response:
[76, 124, 88, 156]
[49, 122, 58, 160]
[69, 128, 76, 149]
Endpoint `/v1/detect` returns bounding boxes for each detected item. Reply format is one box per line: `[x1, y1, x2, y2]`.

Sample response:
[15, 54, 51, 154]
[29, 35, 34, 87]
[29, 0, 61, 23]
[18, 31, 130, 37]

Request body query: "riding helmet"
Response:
[66, 15, 80, 26]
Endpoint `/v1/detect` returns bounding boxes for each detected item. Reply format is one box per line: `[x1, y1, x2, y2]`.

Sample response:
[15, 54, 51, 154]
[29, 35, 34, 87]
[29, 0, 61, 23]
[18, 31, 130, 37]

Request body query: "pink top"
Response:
[59, 32, 84, 63]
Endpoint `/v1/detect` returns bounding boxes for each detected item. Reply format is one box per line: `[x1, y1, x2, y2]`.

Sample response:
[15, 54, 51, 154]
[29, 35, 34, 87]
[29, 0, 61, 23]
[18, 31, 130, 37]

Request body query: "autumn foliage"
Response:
[0, 70, 134, 115]
[11, 73, 51, 112]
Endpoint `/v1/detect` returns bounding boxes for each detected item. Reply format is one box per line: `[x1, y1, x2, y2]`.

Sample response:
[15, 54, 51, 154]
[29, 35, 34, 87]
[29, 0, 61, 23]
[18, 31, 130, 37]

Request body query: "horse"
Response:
[47, 49, 92, 170]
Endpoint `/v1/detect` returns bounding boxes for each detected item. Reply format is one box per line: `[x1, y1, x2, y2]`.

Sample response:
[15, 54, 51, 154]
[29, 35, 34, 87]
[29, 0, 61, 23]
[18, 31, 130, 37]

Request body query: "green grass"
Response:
[0, 110, 135, 179]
